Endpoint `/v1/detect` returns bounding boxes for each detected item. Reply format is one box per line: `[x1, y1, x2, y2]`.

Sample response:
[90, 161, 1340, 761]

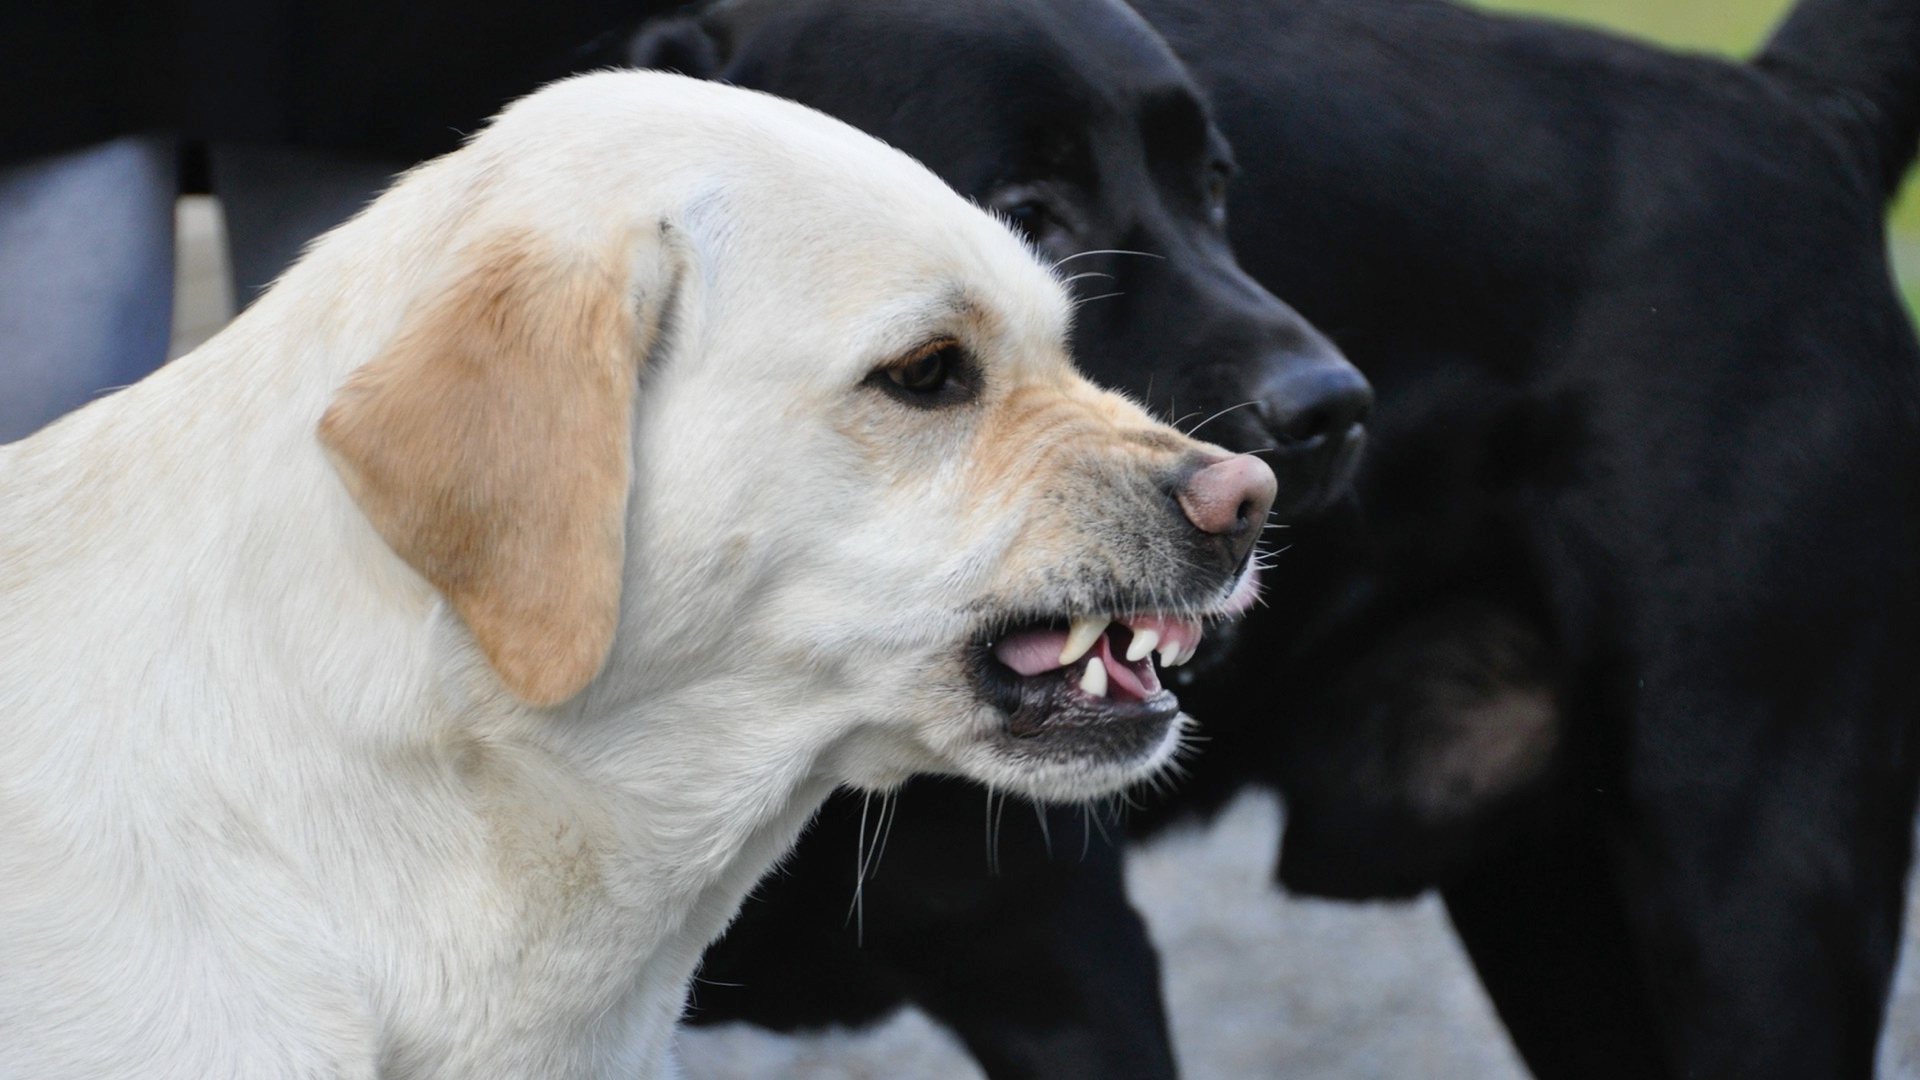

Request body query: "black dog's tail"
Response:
[1754, 0, 1920, 197]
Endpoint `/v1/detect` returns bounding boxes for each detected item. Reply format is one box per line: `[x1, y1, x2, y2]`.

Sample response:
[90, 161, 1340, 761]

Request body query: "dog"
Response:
[617, 2, 1368, 1074]
[1127, 0, 1920, 1076]
[0, 70, 1279, 1078]
[624, 1, 1920, 1077]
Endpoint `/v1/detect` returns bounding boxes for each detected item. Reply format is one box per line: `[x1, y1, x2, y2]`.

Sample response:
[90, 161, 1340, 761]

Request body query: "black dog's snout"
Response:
[1255, 351, 1373, 522]
[1259, 359, 1374, 450]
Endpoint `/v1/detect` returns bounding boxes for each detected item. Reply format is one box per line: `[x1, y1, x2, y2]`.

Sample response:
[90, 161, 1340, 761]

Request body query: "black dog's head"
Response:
[627, 0, 1371, 521]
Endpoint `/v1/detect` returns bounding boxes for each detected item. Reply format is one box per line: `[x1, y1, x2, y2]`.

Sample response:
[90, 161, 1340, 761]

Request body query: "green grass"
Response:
[1470, 0, 1920, 314]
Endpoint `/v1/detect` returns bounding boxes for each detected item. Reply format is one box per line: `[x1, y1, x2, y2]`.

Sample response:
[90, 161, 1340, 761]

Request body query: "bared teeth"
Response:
[1080, 656, 1109, 697]
[1059, 615, 1111, 666]
[1125, 627, 1160, 663]
[1155, 628, 1202, 668]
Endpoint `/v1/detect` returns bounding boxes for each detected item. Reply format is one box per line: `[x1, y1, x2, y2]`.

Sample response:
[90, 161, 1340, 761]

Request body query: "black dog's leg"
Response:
[866, 783, 1179, 1080]
[1446, 692, 1916, 1080]
[1443, 812, 1672, 1079]
[692, 779, 1177, 1080]
[1615, 717, 1917, 1080]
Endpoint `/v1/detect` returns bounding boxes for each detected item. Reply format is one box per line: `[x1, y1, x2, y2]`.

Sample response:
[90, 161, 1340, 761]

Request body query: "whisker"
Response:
[1060, 271, 1116, 286]
[984, 787, 1000, 876]
[1088, 802, 1114, 847]
[1053, 248, 1167, 266]
[847, 792, 872, 943]
[993, 791, 1009, 874]
[872, 791, 900, 875]
[1185, 400, 1261, 438]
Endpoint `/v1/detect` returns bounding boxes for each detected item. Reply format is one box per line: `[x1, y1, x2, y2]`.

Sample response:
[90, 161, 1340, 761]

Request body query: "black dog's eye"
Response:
[867, 340, 976, 407]
[987, 183, 1082, 261]
[1204, 162, 1232, 224]
[1002, 200, 1052, 242]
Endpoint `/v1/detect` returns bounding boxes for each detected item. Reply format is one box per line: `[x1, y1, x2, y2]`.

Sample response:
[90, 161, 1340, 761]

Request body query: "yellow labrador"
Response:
[0, 72, 1273, 1078]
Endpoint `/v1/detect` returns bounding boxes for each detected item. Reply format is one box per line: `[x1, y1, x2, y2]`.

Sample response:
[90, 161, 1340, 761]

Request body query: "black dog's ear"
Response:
[627, 16, 724, 80]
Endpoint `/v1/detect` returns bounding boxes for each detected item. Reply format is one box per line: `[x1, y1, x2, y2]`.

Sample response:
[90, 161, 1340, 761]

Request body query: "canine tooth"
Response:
[1080, 657, 1109, 697]
[1177, 638, 1201, 667]
[1126, 628, 1160, 663]
[1157, 638, 1181, 667]
[1059, 615, 1110, 666]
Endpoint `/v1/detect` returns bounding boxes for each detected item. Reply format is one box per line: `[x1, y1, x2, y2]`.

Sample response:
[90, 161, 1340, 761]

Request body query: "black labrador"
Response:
[618, 2, 1368, 1077]
[636, 0, 1920, 1077]
[1124, 0, 1920, 1077]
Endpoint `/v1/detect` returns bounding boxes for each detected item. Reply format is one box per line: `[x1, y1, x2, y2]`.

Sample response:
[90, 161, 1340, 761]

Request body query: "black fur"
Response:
[1134, 0, 1920, 1076]
[692, 787, 1175, 1079]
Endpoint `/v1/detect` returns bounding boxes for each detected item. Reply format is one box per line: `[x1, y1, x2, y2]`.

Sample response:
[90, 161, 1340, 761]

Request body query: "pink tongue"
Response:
[1097, 635, 1156, 700]
[993, 629, 1071, 676]
[990, 629, 1160, 701]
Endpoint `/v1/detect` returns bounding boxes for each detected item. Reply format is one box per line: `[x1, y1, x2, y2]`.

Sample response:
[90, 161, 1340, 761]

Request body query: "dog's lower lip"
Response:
[992, 659, 1182, 748]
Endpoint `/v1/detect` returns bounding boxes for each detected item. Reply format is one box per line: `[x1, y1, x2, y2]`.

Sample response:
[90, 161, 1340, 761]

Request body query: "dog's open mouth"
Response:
[992, 613, 1196, 722]
[973, 569, 1261, 762]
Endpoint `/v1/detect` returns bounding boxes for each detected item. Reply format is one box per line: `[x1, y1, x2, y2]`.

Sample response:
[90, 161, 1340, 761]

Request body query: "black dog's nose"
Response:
[1255, 353, 1373, 521]
[1259, 360, 1374, 450]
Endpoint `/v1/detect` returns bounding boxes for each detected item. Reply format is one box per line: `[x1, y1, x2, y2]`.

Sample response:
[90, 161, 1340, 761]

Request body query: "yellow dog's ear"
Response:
[320, 229, 663, 707]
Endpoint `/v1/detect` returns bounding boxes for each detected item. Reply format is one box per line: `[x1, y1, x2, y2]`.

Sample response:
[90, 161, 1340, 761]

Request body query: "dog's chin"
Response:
[955, 713, 1188, 805]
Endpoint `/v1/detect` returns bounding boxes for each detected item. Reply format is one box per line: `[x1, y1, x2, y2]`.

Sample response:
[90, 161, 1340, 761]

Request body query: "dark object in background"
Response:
[625, 1, 1369, 1077]
[0, 0, 661, 164]
[0, 0, 684, 443]
[1130, 0, 1920, 1077]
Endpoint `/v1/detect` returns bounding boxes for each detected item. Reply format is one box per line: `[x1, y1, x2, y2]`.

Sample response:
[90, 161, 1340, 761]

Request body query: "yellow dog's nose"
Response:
[1176, 453, 1277, 566]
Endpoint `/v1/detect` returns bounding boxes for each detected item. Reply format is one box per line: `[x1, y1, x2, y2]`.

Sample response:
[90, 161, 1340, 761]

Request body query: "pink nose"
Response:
[1176, 454, 1279, 564]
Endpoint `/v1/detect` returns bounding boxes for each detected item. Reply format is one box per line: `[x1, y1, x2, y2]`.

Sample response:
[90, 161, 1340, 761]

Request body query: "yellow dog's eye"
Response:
[891, 346, 954, 393]
[869, 339, 975, 408]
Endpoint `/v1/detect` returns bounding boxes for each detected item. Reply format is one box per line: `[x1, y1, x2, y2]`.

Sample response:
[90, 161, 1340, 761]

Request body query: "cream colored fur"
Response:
[0, 72, 1245, 1078]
